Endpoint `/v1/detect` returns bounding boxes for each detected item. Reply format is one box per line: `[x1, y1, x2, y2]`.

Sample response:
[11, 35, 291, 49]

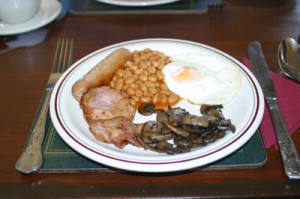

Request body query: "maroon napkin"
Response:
[242, 58, 300, 149]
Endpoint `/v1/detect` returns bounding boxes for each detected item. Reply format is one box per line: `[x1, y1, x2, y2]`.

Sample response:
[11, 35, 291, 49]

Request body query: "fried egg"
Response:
[162, 53, 242, 105]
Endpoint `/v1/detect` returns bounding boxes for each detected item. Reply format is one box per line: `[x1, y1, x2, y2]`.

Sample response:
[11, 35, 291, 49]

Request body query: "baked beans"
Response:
[109, 48, 180, 109]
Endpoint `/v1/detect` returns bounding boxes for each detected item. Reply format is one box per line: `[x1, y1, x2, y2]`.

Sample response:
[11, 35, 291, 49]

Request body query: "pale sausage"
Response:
[72, 48, 132, 101]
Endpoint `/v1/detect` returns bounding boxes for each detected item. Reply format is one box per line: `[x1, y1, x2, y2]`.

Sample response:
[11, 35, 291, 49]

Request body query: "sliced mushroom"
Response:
[138, 103, 157, 116]
[164, 122, 190, 137]
[182, 115, 210, 127]
[167, 107, 189, 126]
[149, 133, 174, 143]
[200, 105, 224, 118]
[138, 104, 235, 155]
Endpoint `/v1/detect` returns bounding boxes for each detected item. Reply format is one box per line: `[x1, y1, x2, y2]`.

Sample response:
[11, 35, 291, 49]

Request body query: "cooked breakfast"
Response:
[72, 48, 241, 154]
[80, 86, 141, 149]
[109, 48, 180, 109]
[163, 53, 241, 105]
[137, 104, 235, 154]
[80, 86, 136, 121]
[72, 48, 132, 101]
[88, 116, 143, 149]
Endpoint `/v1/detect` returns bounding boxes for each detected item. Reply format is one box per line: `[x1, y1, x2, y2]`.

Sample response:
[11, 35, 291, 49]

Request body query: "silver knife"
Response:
[248, 41, 300, 180]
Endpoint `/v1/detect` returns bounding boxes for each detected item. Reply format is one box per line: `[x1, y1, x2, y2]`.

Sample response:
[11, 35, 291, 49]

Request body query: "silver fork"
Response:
[207, 0, 224, 18]
[207, 0, 224, 7]
[15, 38, 74, 174]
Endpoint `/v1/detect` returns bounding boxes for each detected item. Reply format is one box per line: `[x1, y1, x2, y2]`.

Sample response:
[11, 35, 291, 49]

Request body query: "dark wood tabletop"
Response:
[1, 0, 300, 198]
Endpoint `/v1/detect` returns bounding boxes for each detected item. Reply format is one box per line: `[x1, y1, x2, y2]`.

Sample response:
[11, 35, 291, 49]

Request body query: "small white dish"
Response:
[96, 0, 181, 7]
[0, 0, 61, 36]
[50, 38, 264, 173]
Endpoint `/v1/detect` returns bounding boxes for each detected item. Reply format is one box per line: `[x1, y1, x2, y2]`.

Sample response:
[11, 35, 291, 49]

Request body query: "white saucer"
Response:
[0, 0, 61, 36]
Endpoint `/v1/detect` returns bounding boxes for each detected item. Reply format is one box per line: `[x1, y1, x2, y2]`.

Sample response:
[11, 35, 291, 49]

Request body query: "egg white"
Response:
[162, 53, 242, 105]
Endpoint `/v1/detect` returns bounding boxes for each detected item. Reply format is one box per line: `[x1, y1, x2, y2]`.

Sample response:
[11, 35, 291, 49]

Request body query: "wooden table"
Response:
[1, 0, 300, 198]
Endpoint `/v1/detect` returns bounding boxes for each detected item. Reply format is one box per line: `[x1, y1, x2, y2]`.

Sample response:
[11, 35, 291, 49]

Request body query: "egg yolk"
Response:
[173, 66, 201, 83]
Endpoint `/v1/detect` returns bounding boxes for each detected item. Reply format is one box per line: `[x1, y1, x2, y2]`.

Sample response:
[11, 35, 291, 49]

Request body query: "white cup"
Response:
[0, 0, 41, 24]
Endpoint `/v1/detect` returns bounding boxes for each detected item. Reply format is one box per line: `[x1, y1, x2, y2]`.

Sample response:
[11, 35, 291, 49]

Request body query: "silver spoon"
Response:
[278, 38, 300, 82]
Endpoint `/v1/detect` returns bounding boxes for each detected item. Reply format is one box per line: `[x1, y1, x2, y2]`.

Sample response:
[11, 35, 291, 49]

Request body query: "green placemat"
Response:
[70, 0, 208, 15]
[40, 114, 267, 173]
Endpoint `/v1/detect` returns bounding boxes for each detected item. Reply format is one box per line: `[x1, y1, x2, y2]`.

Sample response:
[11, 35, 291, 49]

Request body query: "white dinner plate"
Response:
[0, 0, 61, 36]
[95, 0, 181, 7]
[50, 38, 264, 173]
